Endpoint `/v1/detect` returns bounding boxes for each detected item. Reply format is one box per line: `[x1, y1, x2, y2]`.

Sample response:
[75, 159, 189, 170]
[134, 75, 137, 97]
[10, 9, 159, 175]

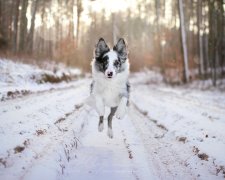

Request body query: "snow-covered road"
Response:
[0, 76, 225, 180]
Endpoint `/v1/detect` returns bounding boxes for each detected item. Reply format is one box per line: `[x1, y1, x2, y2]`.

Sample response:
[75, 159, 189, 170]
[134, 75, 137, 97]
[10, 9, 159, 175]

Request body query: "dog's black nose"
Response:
[107, 71, 113, 77]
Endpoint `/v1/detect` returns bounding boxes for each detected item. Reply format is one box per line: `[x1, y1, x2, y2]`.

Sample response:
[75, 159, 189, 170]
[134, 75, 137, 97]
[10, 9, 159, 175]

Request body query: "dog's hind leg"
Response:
[107, 107, 117, 138]
[96, 97, 105, 132]
[98, 116, 104, 132]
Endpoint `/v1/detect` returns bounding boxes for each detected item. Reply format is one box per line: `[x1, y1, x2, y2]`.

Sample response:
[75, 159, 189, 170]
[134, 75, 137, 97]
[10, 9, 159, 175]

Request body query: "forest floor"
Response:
[0, 59, 225, 180]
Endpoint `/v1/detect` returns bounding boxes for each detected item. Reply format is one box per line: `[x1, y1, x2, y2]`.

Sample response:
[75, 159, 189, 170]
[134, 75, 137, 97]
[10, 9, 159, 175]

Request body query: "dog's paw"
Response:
[98, 122, 104, 132]
[115, 106, 127, 119]
[107, 128, 113, 138]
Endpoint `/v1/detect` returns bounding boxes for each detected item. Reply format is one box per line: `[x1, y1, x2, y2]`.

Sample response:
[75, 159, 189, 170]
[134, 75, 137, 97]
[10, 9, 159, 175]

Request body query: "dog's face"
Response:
[94, 38, 127, 79]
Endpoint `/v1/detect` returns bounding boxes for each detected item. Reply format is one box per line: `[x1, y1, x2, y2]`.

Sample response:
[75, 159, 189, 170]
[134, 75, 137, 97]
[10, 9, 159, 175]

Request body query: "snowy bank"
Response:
[0, 59, 82, 101]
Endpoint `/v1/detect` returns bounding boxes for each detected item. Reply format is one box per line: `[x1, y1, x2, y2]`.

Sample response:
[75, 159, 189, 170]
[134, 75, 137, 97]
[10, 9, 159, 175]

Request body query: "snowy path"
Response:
[0, 79, 156, 180]
[62, 106, 155, 180]
[0, 80, 90, 179]
[1, 78, 225, 180]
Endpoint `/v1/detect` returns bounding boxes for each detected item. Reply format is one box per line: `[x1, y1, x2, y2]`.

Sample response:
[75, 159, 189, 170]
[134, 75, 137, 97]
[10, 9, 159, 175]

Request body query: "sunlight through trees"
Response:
[0, 0, 224, 85]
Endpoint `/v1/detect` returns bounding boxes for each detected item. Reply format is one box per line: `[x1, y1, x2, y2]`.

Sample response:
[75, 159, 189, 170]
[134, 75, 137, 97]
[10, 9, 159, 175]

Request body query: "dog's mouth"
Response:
[107, 76, 113, 79]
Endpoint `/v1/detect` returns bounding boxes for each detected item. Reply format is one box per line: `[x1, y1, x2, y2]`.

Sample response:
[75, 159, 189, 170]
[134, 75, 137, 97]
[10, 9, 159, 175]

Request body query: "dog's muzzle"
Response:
[107, 71, 113, 78]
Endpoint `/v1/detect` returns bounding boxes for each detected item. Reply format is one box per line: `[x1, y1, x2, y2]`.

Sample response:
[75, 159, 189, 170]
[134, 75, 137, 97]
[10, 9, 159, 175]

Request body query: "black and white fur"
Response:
[90, 38, 130, 138]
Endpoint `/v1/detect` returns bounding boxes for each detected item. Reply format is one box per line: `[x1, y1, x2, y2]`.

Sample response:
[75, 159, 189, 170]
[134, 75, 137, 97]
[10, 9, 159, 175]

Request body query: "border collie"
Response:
[90, 38, 130, 138]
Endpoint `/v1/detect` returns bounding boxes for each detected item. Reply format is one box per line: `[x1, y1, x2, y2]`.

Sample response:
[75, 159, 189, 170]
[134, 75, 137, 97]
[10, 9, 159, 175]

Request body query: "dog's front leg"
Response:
[107, 107, 117, 138]
[95, 96, 105, 132]
[115, 97, 128, 119]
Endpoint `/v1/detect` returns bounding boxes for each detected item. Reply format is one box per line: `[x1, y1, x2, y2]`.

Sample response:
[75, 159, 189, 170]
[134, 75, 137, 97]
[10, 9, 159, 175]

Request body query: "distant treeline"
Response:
[0, 0, 224, 85]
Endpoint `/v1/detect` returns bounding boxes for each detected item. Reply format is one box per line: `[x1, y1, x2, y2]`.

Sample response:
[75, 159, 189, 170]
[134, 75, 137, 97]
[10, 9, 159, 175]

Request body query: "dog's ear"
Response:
[113, 38, 127, 62]
[95, 38, 110, 58]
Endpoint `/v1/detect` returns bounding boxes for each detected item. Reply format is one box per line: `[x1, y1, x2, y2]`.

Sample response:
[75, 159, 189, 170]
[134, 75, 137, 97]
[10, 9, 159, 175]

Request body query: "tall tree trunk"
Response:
[0, 0, 2, 31]
[19, 0, 28, 53]
[178, 0, 189, 83]
[8, 1, 14, 45]
[202, 0, 209, 77]
[187, 0, 194, 64]
[12, 0, 20, 53]
[215, 0, 223, 82]
[68, 0, 74, 40]
[219, 0, 224, 79]
[0, 0, 3, 48]
[154, 0, 164, 76]
[27, 0, 39, 54]
[208, 0, 217, 86]
[76, 0, 82, 48]
[0, 0, 8, 49]
[39, 4, 45, 57]
[197, 0, 204, 79]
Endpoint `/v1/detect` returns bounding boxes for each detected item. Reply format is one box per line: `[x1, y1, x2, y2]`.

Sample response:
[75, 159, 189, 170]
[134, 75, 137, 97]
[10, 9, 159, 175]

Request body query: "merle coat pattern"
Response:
[91, 38, 130, 138]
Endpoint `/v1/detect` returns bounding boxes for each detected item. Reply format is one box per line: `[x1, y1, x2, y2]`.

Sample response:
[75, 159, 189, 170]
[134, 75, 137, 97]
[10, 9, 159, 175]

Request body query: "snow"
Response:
[0, 79, 90, 179]
[0, 58, 82, 101]
[62, 109, 155, 180]
[131, 71, 225, 179]
[0, 61, 225, 179]
[0, 76, 156, 180]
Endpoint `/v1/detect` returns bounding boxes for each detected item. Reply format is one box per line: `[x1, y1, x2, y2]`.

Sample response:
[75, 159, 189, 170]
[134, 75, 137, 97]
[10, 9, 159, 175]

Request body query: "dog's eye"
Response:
[114, 60, 119, 67]
[102, 61, 108, 69]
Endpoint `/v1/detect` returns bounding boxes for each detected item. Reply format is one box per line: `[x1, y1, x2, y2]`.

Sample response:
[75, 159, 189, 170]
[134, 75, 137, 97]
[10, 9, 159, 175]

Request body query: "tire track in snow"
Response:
[0, 80, 90, 179]
[20, 105, 93, 180]
[61, 108, 155, 180]
[0, 79, 88, 103]
[1, 78, 214, 180]
[131, 84, 225, 179]
[129, 103, 197, 180]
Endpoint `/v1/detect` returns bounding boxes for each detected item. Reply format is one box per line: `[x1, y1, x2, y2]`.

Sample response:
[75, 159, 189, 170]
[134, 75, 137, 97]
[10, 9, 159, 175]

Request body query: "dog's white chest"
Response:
[102, 85, 121, 107]
[95, 80, 121, 107]
[91, 58, 129, 108]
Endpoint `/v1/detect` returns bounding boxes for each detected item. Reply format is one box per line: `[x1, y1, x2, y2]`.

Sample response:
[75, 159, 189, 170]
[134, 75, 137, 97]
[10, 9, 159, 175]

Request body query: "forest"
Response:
[0, 0, 224, 85]
[1, 1, 225, 179]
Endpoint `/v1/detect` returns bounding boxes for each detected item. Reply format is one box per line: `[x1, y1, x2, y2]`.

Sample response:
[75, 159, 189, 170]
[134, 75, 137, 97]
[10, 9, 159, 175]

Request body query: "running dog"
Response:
[90, 38, 130, 138]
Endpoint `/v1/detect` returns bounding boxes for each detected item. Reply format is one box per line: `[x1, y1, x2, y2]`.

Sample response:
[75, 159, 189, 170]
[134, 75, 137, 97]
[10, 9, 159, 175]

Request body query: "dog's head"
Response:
[94, 38, 128, 79]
